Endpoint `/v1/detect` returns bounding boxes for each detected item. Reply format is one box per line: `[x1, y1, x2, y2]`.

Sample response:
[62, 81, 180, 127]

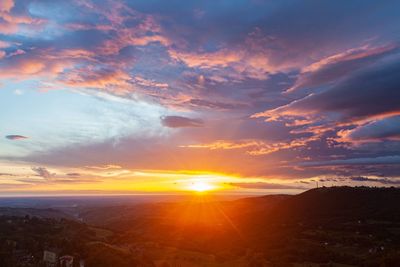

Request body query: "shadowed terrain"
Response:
[1, 187, 400, 266]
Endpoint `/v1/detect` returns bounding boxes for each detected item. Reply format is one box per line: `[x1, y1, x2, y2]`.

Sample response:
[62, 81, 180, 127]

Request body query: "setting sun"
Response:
[188, 181, 215, 192]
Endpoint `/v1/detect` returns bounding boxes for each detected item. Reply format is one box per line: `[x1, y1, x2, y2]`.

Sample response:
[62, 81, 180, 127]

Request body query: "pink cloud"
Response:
[0, 7, 45, 34]
[0, 0, 14, 12]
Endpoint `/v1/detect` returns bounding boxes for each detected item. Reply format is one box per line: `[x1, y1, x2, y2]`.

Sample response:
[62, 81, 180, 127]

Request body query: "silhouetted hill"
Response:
[270, 186, 400, 223]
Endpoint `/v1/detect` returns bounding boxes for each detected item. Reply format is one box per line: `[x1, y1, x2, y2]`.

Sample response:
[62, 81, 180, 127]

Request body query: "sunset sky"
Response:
[1, 0, 400, 195]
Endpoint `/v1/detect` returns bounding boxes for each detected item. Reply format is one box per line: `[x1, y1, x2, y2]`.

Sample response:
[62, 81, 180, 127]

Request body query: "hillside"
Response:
[271, 186, 400, 223]
[1, 187, 400, 266]
[0, 207, 74, 220]
[77, 187, 400, 266]
[79, 187, 400, 230]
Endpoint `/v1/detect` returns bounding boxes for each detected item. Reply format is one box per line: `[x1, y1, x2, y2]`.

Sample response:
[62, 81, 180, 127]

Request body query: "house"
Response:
[43, 250, 58, 267]
[60, 255, 74, 267]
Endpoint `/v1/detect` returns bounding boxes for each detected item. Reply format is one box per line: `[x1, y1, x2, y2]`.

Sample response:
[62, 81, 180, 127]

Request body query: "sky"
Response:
[1, 0, 400, 195]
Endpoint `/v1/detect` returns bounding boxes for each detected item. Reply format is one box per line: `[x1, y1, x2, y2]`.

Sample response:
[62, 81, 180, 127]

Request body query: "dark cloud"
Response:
[66, 172, 81, 177]
[298, 56, 400, 119]
[230, 182, 306, 190]
[31, 167, 55, 179]
[161, 116, 204, 128]
[5, 135, 28, 140]
[350, 176, 400, 185]
[188, 99, 246, 110]
[341, 116, 400, 141]
[301, 156, 400, 167]
[288, 45, 398, 92]
[257, 54, 400, 121]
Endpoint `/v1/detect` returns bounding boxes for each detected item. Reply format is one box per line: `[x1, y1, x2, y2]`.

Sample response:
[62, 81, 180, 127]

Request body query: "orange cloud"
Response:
[169, 49, 242, 68]
[0, 4, 45, 34]
[60, 67, 132, 94]
[0, 0, 14, 12]
[181, 137, 316, 156]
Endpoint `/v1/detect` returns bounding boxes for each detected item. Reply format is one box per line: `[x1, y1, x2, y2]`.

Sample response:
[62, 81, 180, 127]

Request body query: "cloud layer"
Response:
[1, 0, 400, 192]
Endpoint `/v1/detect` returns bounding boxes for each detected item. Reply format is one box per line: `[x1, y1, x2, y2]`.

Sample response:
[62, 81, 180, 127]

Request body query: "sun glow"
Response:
[188, 181, 215, 192]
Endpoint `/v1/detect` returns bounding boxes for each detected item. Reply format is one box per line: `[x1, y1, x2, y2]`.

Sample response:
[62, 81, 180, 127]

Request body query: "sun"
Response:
[189, 181, 214, 192]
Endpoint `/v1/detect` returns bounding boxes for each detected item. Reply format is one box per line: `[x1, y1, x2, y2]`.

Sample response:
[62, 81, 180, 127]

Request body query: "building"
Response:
[60, 255, 74, 267]
[43, 250, 58, 267]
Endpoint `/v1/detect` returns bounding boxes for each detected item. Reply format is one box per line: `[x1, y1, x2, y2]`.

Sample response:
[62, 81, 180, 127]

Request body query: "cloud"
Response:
[188, 99, 247, 110]
[182, 136, 317, 156]
[253, 53, 400, 122]
[0, 0, 14, 12]
[1, 0, 400, 188]
[84, 164, 122, 170]
[230, 182, 306, 190]
[66, 172, 81, 177]
[339, 115, 400, 142]
[287, 44, 398, 93]
[182, 140, 261, 150]
[301, 156, 400, 167]
[60, 66, 133, 93]
[350, 176, 400, 185]
[31, 167, 55, 179]
[0, 1, 45, 34]
[0, 173, 15, 176]
[5, 135, 28, 140]
[161, 115, 204, 128]
[0, 51, 73, 79]
[17, 177, 100, 185]
[168, 28, 295, 80]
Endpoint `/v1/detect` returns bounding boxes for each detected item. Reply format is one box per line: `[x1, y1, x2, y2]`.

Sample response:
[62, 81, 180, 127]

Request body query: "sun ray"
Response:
[188, 181, 215, 192]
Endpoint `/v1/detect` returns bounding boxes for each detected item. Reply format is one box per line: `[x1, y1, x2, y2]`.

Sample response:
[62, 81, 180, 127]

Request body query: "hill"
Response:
[77, 187, 400, 266]
[1, 187, 400, 266]
[265, 186, 400, 223]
